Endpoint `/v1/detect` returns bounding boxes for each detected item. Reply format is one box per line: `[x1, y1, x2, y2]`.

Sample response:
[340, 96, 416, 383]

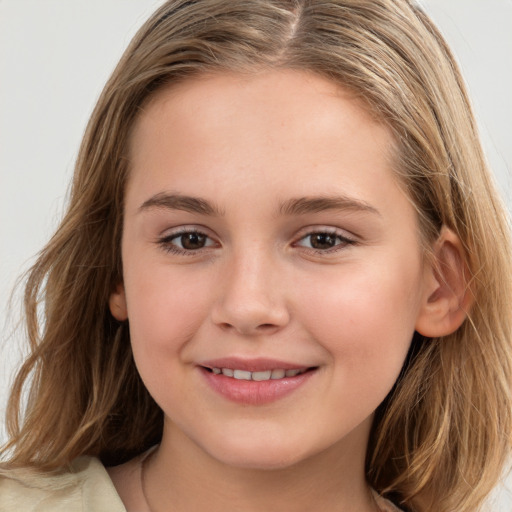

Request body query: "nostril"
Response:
[216, 321, 280, 335]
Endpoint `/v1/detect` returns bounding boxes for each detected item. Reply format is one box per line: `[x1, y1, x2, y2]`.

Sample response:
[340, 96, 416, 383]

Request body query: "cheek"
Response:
[122, 261, 213, 368]
[296, 261, 421, 376]
[122, 263, 218, 413]
[295, 273, 417, 421]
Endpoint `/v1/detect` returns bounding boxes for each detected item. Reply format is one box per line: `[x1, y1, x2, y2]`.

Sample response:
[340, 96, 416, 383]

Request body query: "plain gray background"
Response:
[1, 1, 511, 508]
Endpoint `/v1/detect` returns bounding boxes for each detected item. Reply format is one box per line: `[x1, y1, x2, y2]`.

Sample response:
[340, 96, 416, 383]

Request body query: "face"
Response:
[112, 69, 432, 470]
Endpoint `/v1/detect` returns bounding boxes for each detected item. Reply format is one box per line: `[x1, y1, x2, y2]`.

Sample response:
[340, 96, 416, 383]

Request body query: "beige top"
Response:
[0, 456, 403, 511]
[0, 457, 125, 512]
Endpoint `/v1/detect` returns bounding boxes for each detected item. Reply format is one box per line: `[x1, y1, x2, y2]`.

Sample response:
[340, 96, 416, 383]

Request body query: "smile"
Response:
[207, 367, 309, 381]
[199, 362, 317, 405]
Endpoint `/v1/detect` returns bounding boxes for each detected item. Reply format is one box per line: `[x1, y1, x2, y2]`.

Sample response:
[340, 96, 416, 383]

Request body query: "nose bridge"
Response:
[212, 241, 289, 334]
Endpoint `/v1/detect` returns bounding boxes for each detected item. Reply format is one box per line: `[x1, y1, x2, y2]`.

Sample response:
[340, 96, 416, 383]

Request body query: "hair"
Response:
[2, 1, 511, 510]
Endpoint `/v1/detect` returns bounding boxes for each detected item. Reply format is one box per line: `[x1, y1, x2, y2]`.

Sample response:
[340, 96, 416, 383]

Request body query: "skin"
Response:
[108, 69, 463, 511]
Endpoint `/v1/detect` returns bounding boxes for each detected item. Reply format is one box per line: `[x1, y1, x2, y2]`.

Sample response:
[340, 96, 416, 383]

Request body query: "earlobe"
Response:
[109, 283, 128, 321]
[415, 227, 473, 338]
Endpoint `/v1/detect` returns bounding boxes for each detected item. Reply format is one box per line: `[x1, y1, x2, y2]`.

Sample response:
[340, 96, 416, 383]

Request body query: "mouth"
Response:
[202, 366, 313, 381]
[198, 360, 318, 405]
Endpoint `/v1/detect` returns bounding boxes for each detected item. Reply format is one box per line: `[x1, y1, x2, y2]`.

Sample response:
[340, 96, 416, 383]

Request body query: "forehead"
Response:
[127, 69, 398, 189]
[131, 70, 391, 145]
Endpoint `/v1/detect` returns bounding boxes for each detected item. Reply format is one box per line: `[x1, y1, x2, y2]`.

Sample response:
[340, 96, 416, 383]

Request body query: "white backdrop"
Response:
[1, 1, 511, 508]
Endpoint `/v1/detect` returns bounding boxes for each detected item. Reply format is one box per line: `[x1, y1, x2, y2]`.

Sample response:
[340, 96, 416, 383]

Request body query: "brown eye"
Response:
[158, 229, 216, 254]
[179, 232, 208, 250]
[295, 230, 355, 252]
[309, 233, 338, 250]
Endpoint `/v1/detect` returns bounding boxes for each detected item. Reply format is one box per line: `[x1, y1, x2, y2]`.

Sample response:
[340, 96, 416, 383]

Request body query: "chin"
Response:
[215, 450, 306, 471]
[202, 433, 313, 471]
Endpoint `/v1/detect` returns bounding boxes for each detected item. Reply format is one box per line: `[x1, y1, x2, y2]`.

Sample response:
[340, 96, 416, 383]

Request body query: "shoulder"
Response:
[0, 456, 126, 512]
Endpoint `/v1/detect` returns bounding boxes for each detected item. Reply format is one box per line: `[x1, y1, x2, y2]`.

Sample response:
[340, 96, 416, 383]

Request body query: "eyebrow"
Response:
[139, 192, 224, 216]
[138, 192, 380, 217]
[279, 195, 380, 217]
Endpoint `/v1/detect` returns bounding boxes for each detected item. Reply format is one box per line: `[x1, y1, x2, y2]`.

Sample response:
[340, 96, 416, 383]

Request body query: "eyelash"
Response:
[156, 228, 357, 256]
[293, 229, 357, 254]
[157, 228, 216, 256]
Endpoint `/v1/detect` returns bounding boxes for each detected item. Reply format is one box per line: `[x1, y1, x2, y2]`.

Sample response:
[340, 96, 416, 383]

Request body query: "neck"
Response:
[144, 419, 377, 512]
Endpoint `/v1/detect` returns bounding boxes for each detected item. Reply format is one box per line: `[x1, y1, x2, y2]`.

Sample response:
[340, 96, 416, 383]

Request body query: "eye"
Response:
[157, 229, 217, 254]
[173, 231, 209, 250]
[295, 230, 356, 252]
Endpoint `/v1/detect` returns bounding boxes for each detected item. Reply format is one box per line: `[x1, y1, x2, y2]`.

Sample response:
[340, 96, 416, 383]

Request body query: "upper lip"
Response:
[198, 357, 313, 372]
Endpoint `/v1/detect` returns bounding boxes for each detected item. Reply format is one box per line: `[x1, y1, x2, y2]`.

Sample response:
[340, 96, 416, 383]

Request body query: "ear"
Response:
[415, 227, 473, 338]
[109, 283, 128, 321]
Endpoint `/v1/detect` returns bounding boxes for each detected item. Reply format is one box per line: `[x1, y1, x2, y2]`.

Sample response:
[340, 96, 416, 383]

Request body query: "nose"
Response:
[211, 249, 290, 336]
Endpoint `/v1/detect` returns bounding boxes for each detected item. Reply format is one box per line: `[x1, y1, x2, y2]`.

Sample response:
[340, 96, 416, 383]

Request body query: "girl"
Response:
[1, 1, 511, 511]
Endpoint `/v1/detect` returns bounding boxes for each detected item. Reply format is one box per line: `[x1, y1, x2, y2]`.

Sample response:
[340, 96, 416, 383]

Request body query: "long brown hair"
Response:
[2, 1, 511, 510]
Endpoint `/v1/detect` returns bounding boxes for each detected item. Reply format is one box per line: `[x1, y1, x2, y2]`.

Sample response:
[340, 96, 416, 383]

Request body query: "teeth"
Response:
[252, 370, 272, 381]
[271, 368, 285, 379]
[211, 367, 307, 380]
[233, 370, 252, 380]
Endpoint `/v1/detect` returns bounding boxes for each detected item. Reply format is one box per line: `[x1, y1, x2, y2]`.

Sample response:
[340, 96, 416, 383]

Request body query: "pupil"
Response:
[182, 233, 206, 250]
[311, 233, 336, 249]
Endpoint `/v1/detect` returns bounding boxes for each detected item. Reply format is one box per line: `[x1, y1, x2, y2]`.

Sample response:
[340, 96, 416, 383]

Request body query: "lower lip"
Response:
[199, 367, 316, 405]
